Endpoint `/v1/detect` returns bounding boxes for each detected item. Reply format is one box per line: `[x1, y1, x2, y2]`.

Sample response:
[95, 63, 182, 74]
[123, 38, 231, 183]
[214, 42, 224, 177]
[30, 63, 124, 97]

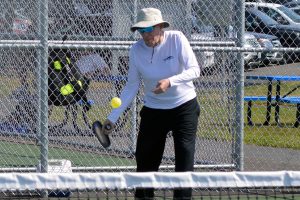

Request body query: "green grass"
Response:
[243, 81, 300, 149]
[196, 81, 300, 149]
[0, 77, 21, 97]
[245, 81, 300, 97]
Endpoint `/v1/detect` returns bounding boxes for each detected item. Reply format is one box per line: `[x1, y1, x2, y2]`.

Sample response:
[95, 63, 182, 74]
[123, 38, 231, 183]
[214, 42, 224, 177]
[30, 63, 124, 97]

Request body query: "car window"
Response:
[245, 11, 263, 30]
[259, 7, 290, 24]
[247, 8, 279, 26]
[246, 12, 256, 24]
[261, 7, 280, 19]
[278, 6, 300, 22]
[245, 12, 252, 28]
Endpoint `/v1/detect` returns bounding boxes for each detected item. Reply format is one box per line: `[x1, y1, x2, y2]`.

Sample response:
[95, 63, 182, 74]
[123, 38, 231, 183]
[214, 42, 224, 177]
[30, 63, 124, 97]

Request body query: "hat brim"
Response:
[130, 21, 170, 32]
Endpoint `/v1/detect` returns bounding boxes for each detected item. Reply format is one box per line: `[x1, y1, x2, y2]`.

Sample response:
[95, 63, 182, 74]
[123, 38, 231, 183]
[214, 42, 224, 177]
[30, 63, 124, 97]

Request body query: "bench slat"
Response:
[244, 96, 275, 101]
[280, 97, 300, 104]
[244, 96, 300, 104]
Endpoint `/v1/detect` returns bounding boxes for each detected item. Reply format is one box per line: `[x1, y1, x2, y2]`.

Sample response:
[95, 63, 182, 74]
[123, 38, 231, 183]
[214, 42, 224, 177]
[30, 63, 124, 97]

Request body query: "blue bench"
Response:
[244, 96, 300, 127]
[244, 96, 274, 126]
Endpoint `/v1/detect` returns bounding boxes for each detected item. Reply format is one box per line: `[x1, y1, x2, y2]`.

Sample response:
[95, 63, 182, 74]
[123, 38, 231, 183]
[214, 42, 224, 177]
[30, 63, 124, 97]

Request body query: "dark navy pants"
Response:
[135, 97, 200, 200]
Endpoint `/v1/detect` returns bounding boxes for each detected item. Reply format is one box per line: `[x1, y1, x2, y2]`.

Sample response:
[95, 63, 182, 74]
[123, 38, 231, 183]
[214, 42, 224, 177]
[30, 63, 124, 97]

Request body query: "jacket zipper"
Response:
[151, 47, 154, 63]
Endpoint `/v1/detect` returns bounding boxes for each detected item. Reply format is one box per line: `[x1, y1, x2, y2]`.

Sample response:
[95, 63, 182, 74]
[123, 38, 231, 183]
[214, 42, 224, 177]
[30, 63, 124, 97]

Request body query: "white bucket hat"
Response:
[131, 8, 170, 32]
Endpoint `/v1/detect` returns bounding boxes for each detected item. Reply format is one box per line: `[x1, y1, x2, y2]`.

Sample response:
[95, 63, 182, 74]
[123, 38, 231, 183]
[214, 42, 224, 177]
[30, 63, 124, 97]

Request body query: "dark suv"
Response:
[245, 7, 300, 61]
[246, 0, 300, 15]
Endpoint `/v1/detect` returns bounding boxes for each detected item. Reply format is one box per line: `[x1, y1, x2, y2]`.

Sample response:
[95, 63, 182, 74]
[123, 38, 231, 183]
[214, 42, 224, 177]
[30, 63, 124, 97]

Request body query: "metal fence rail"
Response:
[0, 0, 299, 174]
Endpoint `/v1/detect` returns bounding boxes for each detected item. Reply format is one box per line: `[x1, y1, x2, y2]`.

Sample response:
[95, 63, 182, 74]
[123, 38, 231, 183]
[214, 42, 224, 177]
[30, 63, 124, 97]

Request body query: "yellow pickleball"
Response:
[60, 84, 74, 96]
[110, 97, 122, 108]
[53, 60, 62, 71]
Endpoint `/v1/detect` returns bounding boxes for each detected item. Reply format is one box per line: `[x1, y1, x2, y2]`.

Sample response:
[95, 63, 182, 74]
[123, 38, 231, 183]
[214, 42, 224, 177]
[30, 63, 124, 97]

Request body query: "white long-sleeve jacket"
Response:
[108, 30, 201, 123]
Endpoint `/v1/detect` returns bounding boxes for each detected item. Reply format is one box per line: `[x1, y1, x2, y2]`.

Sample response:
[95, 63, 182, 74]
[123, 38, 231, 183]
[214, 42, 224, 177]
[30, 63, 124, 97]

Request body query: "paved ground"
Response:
[244, 144, 300, 171]
[245, 62, 300, 76]
[244, 63, 300, 171]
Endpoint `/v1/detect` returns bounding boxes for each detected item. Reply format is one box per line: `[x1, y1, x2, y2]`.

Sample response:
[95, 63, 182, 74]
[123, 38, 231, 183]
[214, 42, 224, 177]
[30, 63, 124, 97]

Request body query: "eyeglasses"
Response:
[137, 26, 154, 34]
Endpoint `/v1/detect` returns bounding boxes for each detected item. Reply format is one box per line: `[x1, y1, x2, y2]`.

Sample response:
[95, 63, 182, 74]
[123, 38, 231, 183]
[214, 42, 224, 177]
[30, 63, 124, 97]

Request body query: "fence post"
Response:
[233, 0, 245, 171]
[38, 0, 49, 173]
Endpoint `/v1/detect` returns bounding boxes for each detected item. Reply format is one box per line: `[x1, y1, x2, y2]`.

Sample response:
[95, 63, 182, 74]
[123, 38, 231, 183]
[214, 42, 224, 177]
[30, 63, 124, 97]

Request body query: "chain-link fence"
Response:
[0, 0, 299, 174]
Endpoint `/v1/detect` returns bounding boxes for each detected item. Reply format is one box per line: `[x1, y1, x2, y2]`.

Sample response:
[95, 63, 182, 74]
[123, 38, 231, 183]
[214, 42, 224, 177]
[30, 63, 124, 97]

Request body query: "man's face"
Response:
[138, 25, 162, 47]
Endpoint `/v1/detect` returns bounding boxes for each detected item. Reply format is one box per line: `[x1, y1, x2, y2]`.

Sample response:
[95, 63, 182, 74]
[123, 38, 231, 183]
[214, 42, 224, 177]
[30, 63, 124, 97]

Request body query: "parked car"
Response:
[190, 26, 218, 70]
[246, 0, 300, 15]
[245, 7, 300, 61]
[246, 2, 300, 26]
[265, 0, 300, 15]
[244, 33, 263, 69]
[191, 24, 263, 70]
[247, 31, 286, 65]
[0, 9, 32, 35]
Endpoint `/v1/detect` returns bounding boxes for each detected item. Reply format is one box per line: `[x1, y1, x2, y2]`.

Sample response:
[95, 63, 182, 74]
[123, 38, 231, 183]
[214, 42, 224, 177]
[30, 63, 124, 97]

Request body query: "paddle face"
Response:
[92, 121, 111, 148]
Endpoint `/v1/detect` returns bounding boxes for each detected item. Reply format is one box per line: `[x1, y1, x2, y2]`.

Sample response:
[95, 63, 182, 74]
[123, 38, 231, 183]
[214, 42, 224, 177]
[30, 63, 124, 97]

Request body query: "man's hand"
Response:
[152, 79, 170, 94]
[102, 119, 115, 135]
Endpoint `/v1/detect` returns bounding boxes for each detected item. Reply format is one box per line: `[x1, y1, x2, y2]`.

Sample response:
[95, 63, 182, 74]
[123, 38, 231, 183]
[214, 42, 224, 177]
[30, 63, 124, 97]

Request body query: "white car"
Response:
[247, 31, 285, 65]
[245, 2, 300, 26]
[244, 33, 262, 69]
[191, 24, 262, 71]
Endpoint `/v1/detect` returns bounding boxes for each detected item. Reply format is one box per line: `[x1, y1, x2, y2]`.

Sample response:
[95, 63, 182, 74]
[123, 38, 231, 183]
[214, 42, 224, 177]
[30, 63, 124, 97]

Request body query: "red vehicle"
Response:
[0, 9, 32, 35]
[12, 17, 32, 34]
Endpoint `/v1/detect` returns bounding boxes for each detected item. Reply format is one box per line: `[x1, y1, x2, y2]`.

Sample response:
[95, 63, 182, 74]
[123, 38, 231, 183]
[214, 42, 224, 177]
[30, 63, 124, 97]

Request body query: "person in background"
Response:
[75, 51, 110, 81]
[102, 7, 201, 200]
[75, 51, 110, 111]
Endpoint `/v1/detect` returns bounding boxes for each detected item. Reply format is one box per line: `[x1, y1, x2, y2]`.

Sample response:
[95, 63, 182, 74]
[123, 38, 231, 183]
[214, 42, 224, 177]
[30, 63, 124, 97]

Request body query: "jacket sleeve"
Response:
[107, 48, 141, 123]
[168, 31, 201, 87]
